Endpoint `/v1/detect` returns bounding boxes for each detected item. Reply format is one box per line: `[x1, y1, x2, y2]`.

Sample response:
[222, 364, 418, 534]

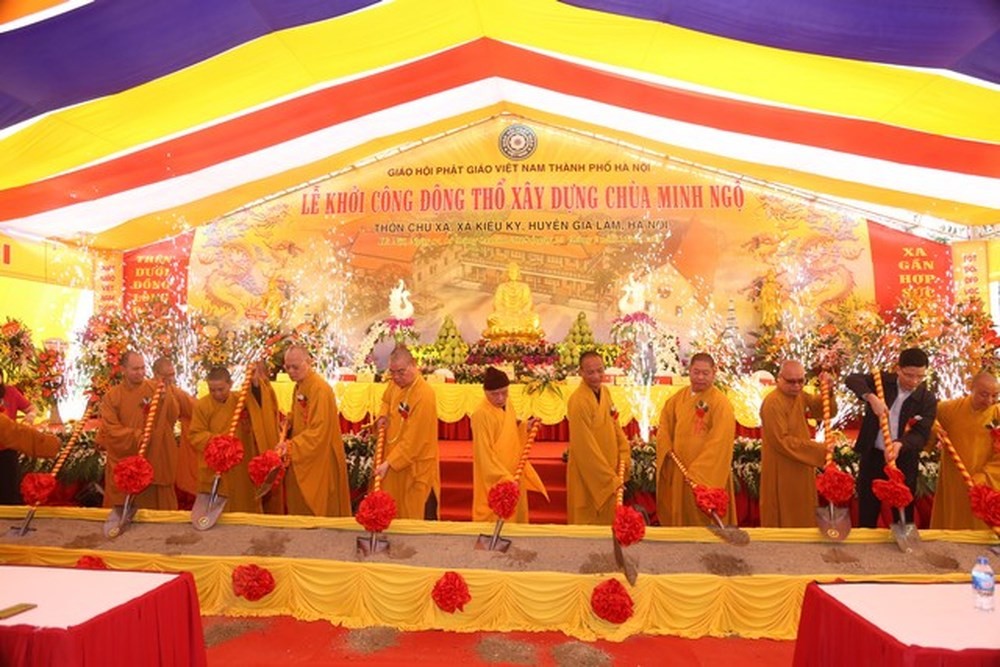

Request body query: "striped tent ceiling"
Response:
[0, 0, 997, 250]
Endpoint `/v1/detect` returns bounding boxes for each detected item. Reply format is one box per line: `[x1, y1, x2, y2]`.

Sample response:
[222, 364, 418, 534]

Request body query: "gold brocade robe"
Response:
[758, 389, 830, 528]
[172, 387, 198, 496]
[286, 371, 351, 517]
[189, 392, 261, 514]
[566, 383, 629, 525]
[0, 414, 59, 457]
[470, 399, 548, 523]
[930, 397, 1000, 530]
[96, 379, 180, 509]
[656, 386, 736, 527]
[380, 374, 440, 520]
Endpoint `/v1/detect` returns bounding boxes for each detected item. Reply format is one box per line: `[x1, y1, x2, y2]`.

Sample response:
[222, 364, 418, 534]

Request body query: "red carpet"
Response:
[439, 440, 568, 523]
[204, 615, 796, 666]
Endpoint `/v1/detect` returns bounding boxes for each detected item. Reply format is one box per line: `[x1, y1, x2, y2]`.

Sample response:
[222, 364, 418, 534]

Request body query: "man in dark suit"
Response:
[845, 348, 937, 528]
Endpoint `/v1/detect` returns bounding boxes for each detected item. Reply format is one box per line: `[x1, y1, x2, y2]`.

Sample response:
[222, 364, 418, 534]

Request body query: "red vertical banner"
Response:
[122, 231, 194, 310]
[866, 220, 952, 314]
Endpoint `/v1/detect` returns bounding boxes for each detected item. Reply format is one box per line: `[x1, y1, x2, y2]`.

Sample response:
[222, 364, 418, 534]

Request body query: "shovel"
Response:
[11, 506, 37, 537]
[475, 518, 511, 553]
[191, 475, 228, 530]
[104, 494, 138, 538]
[815, 371, 852, 541]
[872, 371, 921, 553]
[668, 450, 749, 546]
[611, 458, 639, 585]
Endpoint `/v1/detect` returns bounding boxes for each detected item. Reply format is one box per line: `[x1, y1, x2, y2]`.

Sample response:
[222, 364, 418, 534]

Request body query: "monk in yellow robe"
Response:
[152, 357, 197, 508]
[566, 351, 630, 525]
[656, 353, 737, 526]
[96, 351, 180, 509]
[375, 346, 440, 520]
[759, 361, 833, 527]
[281, 345, 351, 517]
[930, 372, 1000, 530]
[189, 365, 280, 513]
[245, 361, 285, 514]
[471, 367, 547, 522]
[0, 414, 60, 457]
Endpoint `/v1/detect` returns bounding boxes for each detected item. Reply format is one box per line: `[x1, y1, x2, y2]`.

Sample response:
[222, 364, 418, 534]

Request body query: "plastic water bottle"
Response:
[972, 556, 995, 612]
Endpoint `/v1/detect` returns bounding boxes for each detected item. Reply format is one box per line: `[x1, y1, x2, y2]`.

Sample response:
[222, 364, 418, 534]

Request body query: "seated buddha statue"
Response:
[483, 262, 545, 341]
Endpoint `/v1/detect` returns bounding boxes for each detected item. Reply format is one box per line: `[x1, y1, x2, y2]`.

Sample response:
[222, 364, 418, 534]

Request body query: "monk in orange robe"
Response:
[471, 367, 547, 522]
[189, 365, 281, 513]
[152, 357, 197, 509]
[375, 346, 440, 520]
[656, 353, 736, 526]
[566, 351, 630, 525]
[931, 372, 1000, 530]
[0, 414, 60, 457]
[96, 351, 180, 509]
[281, 345, 350, 517]
[759, 360, 833, 527]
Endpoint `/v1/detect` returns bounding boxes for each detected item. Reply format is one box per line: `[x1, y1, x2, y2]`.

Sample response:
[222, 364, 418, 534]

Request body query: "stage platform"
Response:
[0, 507, 994, 643]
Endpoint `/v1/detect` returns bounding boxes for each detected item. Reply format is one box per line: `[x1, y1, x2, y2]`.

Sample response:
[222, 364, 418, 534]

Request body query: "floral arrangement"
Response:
[969, 485, 1000, 527]
[355, 490, 397, 533]
[32, 347, 67, 407]
[693, 484, 729, 516]
[0, 318, 35, 382]
[75, 555, 109, 570]
[75, 310, 133, 402]
[431, 571, 471, 614]
[113, 455, 154, 496]
[815, 464, 855, 505]
[624, 439, 656, 496]
[731, 437, 763, 498]
[232, 564, 276, 602]
[20, 472, 57, 506]
[19, 426, 104, 485]
[343, 430, 376, 492]
[455, 339, 564, 385]
[872, 465, 913, 509]
[590, 578, 633, 624]
[352, 318, 419, 372]
[609, 311, 681, 377]
[248, 450, 285, 490]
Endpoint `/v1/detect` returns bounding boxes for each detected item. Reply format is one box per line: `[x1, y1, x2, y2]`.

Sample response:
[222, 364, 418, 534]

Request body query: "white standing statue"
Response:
[618, 273, 647, 315]
[388, 279, 414, 319]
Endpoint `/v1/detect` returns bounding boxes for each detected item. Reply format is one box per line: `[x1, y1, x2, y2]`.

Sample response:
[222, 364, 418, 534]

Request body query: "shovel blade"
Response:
[103, 502, 137, 538]
[816, 505, 852, 541]
[191, 492, 228, 531]
[891, 521, 921, 553]
[356, 533, 389, 556]
[10, 507, 37, 537]
[612, 536, 639, 586]
[253, 467, 282, 499]
[474, 533, 511, 552]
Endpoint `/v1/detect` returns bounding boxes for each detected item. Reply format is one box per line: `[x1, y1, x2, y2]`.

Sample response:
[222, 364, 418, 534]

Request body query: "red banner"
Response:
[866, 220, 952, 313]
[123, 231, 193, 310]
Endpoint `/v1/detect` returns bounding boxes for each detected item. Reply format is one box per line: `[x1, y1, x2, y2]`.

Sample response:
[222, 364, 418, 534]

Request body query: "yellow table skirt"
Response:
[0, 507, 985, 642]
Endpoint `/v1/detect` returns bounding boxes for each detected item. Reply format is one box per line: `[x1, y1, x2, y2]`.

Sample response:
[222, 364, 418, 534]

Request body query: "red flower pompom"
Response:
[232, 564, 276, 602]
[872, 465, 913, 509]
[613, 505, 646, 546]
[970, 484, 1000, 526]
[20, 472, 57, 506]
[205, 434, 245, 475]
[248, 450, 285, 488]
[113, 455, 154, 495]
[693, 484, 729, 516]
[432, 571, 471, 614]
[356, 490, 397, 533]
[75, 555, 108, 570]
[816, 464, 856, 505]
[591, 578, 634, 624]
[487, 480, 520, 520]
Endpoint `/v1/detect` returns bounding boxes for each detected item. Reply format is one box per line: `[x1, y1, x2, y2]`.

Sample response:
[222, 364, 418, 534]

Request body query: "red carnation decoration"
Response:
[487, 480, 520, 520]
[113, 455, 154, 495]
[970, 484, 1000, 526]
[432, 571, 471, 614]
[872, 465, 913, 509]
[613, 505, 646, 546]
[20, 472, 57, 506]
[591, 578, 634, 624]
[248, 450, 285, 488]
[232, 564, 276, 602]
[205, 434, 245, 475]
[693, 484, 729, 516]
[816, 464, 856, 505]
[75, 555, 108, 570]
[355, 490, 397, 533]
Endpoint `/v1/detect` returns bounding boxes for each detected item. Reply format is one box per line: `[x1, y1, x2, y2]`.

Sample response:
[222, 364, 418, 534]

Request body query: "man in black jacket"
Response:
[845, 348, 937, 528]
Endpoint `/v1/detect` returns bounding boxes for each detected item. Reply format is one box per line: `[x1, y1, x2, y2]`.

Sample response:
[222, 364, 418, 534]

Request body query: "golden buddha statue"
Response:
[483, 262, 544, 341]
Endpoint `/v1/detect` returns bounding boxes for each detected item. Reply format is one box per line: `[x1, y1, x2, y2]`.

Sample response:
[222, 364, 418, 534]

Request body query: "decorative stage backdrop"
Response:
[119, 117, 985, 354]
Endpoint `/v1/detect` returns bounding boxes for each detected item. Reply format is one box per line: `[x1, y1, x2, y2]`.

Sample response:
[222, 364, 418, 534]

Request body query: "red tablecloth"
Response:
[794, 581, 1000, 667]
[0, 565, 206, 667]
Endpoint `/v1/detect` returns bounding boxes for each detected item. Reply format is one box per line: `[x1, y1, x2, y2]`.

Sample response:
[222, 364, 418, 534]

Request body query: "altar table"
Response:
[793, 581, 1000, 666]
[0, 565, 206, 666]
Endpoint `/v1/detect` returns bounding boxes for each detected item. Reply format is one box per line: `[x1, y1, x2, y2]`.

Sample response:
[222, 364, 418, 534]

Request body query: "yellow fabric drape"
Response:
[0, 507, 989, 642]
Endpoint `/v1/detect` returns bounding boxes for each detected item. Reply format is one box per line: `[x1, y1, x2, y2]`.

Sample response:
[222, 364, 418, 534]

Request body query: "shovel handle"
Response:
[871, 372, 898, 469]
[934, 422, 1000, 539]
[820, 372, 834, 466]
